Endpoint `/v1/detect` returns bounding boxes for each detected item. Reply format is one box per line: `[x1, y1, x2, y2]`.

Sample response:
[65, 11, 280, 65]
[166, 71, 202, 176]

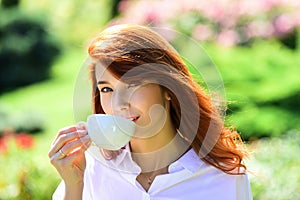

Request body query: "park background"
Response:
[0, 0, 299, 199]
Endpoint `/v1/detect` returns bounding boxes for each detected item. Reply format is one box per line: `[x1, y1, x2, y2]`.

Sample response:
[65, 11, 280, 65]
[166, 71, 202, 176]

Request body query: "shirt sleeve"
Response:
[52, 181, 65, 200]
[236, 173, 253, 200]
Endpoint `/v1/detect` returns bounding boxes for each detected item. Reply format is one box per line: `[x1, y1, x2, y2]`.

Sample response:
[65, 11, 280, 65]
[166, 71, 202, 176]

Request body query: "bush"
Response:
[0, 136, 59, 199]
[0, 103, 45, 135]
[248, 130, 300, 199]
[204, 40, 300, 139]
[0, 6, 60, 93]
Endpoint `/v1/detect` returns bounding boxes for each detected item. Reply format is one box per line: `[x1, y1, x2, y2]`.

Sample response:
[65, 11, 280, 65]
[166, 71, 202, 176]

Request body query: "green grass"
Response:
[0, 0, 112, 198]
[1, 49, 86, 133]
[0, 49, 88, 199]
[247, 130, 300, 200]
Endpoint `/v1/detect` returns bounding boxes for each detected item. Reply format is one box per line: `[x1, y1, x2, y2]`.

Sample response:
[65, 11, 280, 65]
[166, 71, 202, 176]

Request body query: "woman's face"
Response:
[95, 64, 171, 138]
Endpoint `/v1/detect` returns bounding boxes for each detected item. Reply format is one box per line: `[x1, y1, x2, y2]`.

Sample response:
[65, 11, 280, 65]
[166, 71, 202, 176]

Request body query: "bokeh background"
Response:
[0, 0, 300, 199]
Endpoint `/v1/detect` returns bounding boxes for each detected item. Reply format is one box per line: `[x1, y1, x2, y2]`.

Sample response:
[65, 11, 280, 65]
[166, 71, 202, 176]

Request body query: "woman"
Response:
[48, 24, 252, 199]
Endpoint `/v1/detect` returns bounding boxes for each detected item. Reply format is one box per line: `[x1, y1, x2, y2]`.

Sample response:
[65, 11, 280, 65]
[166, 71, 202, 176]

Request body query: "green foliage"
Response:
[0, 1, 299, 199]
[0, 6, 60, 93]
[204, 39, 300, 139]
[1, 0, 19, 8]
[0, 137, 60, 199]
[17, 0, 111, 47]
[0, 1, 114, 199]
[247, 130, 300, 199]
[0, 103, 45, 135]
[0, 49, 84, 199]
[0, 48, 85, 138]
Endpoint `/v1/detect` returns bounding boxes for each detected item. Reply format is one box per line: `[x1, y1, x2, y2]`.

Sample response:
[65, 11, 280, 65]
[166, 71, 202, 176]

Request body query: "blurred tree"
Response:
[279, 30, 297, 50]
[0, 2, 60, 94]
[1, 0, 19, 8]
[111, 0, 122, 18]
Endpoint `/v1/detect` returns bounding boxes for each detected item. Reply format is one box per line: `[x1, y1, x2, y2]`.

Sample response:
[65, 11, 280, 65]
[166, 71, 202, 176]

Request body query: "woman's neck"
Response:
[129, 128, 175, 154]
[129, 129, 191, 173]
[130, 115, 177, 154]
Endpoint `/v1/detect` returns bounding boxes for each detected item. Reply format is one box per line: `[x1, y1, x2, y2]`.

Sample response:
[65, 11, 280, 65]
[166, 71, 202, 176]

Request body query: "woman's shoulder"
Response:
[169, 149, 252, 199]
[178, 148, 249, 179]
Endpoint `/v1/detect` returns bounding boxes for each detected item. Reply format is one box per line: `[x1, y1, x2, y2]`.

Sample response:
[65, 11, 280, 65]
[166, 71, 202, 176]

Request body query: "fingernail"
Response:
[81, 134, 90, 141]
[76, 122, 86, 129]
[77, 130, 88, 137]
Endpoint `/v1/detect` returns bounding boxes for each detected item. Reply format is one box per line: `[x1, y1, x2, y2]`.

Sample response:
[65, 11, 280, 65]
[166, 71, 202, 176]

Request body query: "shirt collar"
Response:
[112, 141, 205, 174]
[169, 148, 204, 174]
[89, 139, 204, 175]
[109, 144, 141, 174]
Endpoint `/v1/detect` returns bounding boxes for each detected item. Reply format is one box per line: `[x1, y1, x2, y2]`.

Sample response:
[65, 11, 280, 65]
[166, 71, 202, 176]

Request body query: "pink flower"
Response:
[114, 0, 300, 46]
[216, 29, 239, 46]
[245, 21, 274, 38]
[192, 24, 213, 41]
[273, 14, 294, 36]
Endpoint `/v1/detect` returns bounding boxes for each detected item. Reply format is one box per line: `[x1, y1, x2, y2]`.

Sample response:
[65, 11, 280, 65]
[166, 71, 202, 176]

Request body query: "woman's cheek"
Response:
[100, 96, 112, 114]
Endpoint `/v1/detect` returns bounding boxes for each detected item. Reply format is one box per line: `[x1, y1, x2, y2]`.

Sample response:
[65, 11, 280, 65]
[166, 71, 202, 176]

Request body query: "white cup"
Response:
[85, 114, 136, 150]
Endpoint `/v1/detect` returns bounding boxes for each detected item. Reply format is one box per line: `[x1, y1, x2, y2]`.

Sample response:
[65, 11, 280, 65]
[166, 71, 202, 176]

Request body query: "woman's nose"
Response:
[112, 89, 130, 111]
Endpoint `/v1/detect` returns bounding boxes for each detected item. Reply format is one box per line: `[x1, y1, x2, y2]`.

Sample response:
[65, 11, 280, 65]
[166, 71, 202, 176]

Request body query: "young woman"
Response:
[48, 24, 252, 200]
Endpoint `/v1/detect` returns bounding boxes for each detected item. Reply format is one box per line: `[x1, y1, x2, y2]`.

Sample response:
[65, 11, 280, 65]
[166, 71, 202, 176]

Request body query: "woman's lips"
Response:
[126, 116, 140, 123]
[132, 116, 139, 123]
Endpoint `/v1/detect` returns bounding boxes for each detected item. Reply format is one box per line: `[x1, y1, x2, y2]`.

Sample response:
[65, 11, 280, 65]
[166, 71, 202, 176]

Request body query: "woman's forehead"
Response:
[95, 62, 115, 82]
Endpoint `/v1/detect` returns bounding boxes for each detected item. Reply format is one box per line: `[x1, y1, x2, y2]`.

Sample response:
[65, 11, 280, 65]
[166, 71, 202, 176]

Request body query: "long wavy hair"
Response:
[87, 24, 247, 174]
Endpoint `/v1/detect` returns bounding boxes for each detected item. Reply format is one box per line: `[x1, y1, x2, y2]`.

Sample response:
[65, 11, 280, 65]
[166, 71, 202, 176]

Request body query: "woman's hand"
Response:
[48, 124, 90, 189]
[48, 124, 123, 199]
[48, 124, 123, 183]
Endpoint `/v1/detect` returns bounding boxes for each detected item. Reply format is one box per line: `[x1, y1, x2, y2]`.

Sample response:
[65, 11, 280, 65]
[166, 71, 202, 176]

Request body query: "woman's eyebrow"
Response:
[97, 80, 109, 85]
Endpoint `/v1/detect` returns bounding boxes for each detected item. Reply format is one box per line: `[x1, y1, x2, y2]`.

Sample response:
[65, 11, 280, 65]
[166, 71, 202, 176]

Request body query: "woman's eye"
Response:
[100, 87, 113, 93]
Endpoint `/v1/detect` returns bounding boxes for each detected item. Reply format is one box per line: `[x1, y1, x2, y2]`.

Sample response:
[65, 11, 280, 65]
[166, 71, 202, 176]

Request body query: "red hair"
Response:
[87, 24, 247, 174]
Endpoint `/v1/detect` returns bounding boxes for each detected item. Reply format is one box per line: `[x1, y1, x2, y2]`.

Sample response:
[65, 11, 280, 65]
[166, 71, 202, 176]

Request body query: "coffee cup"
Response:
[85, 114, 136, 150]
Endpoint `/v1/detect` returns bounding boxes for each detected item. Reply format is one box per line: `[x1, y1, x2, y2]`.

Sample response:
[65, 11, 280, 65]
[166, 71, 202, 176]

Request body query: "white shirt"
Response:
[53, 145, 252, 200]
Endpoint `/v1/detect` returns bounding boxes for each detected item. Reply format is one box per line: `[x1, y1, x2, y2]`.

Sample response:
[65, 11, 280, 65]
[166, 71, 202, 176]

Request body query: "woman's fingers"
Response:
[49, 135, 91, 165]
[60, 147, 86, 169]
[51, 125, 86, 146]
[48, 124, 90, 188]
[49, 130, 87, 156]
[50, 124, 123, 162]
[48, 126, 89, 160]
[61, 134, 91, 156]
[51, 126, 79, 145]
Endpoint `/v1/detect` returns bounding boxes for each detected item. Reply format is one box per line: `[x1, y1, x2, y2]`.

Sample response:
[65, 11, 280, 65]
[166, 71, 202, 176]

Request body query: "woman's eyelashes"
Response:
[98, 81, 145, 93]
[100, 86, 113, 93]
